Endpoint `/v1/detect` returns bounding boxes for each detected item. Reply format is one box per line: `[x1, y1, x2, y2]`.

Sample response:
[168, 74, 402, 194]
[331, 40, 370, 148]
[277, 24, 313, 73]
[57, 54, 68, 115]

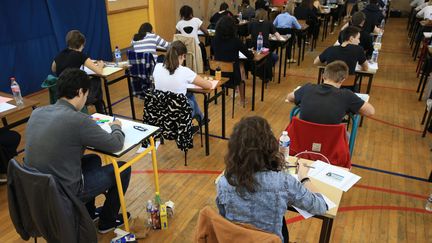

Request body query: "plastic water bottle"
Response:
[371, 50, 379, 63]
[146, 200, 153, 226]
[380, 19, 385, 29]
[114, 46, 121, 66]
[238, 12, 243, 22]
[279, 131, 294, 174]
[426, 194, 432, 212]
[215, 66, 222, 81]
[10, 77, 24, 106]
[257, 32, 263, 53]
[376, 34, 382, 44]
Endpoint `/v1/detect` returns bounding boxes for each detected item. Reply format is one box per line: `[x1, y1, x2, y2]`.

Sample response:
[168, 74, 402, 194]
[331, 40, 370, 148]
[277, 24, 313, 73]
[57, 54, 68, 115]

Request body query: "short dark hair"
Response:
[57, 68, 90, 99]
[351, 12, 365, 27]
[66, 30, 85, 49]
[224, 116, 284, 195]
[215, 16, 237, 39]
[220, 2, 229, 11]
[180, 5, 193, 20]
[242, 0, 250, 5]
[323, 61, 349, 83]
[255, 0, 266, 9]
[341, 26, 360, 42]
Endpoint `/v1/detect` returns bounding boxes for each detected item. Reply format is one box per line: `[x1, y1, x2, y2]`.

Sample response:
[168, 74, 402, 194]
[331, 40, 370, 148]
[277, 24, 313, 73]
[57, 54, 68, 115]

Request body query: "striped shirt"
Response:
[131, 33, 170, 59]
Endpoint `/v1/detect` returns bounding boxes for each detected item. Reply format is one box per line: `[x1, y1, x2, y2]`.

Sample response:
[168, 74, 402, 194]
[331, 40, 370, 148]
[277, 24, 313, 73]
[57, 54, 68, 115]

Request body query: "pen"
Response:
[113, 115, 116, 121]
[302, 163, 315, 169]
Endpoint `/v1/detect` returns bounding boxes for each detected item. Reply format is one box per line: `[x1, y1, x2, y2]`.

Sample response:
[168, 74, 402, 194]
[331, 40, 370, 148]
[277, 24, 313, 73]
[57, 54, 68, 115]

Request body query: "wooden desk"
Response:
[270, 34, 291, 84]
[87, 113, 161, 232]
[286, 157, 343, 243]
[0, 92, 39, 129]
[188, 78, 228, 156]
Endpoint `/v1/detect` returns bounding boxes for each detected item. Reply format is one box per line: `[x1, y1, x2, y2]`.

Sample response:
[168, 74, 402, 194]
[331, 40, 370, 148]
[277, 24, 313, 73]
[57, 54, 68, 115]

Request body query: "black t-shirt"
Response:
[248, 20, 276, 48]
[54, 49, 88, 76]
[362, 4, 384, 34]
[319, 44, 367, 75]
[294, 83, 365, 124]
[210, 10, 233, 25]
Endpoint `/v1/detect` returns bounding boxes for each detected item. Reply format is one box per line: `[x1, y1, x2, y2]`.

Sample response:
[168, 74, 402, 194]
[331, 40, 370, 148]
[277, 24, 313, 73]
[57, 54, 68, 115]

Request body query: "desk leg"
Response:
[366, 75, 373, 94]
[204, 94, 210, 155]
[302, 34, 306, 61]
[103, 78, 113, 116]
[252, 62, 257, 111]
[261, 63, 265, 102]
[149, 137, 160, 194]
[297, 36, 302, 66]
[284, 43, 288, 77]
[221, 87, 226, 138]
[109, 157, 130, 232]
[1, 117, 8, 127]
[319, 218, 334, 243]
[126, 75, 136, 120]
[278, 44, 283, 83]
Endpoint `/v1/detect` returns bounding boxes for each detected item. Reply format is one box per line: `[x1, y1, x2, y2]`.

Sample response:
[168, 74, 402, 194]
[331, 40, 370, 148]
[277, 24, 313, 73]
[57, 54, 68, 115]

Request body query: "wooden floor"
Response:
[0, 18, 431, 243]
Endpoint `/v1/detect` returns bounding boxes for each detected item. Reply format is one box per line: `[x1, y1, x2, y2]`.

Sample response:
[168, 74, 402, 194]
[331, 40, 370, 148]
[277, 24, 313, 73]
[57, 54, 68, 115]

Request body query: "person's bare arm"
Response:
[314, 56, 324, 65]
[286, 91, 296, 102]
[84, 58, 104, 75]
[358, 102, 375, 116]
[360, 61, 369, 71]
[51, 61, 56, 74]
[274, 32, 283, 40]
[297, 163, 320, 193]
[200, 25, 209, 36]
[192, 75, 212, 89]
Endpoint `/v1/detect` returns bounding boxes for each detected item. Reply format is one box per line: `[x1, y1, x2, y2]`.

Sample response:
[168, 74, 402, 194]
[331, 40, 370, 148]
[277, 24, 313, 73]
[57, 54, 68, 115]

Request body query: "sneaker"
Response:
[0, 174, 6, 183]
[90, 207, 103, 222]
[191, 125, 200, 135]
[287, 59, 297, 63]
[98, 212, 131, 234]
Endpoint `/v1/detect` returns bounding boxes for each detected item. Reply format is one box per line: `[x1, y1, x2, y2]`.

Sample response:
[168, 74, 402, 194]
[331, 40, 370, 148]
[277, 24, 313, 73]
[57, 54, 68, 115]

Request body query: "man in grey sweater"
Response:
[25, 68, 131, 233]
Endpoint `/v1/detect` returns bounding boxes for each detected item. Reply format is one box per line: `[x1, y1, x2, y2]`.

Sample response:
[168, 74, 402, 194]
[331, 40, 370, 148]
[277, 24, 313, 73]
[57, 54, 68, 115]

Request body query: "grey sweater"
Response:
[24, 99, 125, 194]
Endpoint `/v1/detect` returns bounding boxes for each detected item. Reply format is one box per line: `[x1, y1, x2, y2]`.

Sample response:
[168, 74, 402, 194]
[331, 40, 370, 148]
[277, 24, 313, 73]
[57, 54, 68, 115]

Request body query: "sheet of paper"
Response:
[308, 160, 361, 192]
[424, 32, 432, 38]
[355, 93, 370, 102]
[82, 66, 122, 76]
[0, 102, 16, 113]
[356, 62, 378, 72]
[239, 51, 247, 59]
[0, 96, 12, 104]
[187, 80, 219, 90]
[321, 194, 336, 210]
[292, 194, 336, 219]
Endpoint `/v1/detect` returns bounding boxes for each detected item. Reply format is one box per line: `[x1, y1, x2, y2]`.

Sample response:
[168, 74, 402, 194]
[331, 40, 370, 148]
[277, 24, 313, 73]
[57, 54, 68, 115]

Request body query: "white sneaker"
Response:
[0, 174, 7, 183]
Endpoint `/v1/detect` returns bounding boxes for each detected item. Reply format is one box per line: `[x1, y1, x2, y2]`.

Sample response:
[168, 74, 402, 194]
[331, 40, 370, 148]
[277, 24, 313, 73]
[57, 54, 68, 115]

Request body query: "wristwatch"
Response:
[300, 177, 311, 184]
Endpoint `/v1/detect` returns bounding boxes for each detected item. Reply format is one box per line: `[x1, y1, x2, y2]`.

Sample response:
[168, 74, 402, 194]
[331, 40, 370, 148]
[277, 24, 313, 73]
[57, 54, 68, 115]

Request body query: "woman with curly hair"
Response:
[216, 116, 327, 242]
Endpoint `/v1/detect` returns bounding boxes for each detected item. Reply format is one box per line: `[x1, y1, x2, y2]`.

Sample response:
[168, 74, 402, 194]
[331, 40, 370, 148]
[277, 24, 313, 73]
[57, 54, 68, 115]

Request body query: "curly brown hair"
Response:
[224, 116, 284, 195]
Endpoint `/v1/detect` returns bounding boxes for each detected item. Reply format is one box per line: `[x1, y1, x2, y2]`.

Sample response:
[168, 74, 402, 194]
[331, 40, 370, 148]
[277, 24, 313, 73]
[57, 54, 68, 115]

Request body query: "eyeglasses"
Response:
[133, 125, 147, 132]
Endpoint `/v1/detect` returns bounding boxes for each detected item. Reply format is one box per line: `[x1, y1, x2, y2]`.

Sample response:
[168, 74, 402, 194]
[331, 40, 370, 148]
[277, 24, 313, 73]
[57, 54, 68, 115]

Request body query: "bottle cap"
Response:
[282, 131, 288, 135]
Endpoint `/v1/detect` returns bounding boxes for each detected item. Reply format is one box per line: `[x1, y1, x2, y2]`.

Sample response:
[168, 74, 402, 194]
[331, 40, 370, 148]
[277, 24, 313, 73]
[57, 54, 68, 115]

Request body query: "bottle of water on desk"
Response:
[238, 12, 242, 22]
[371, 50, 379, 63]
[380, 19, 385, 29]
[114, 46, 121, 66]
[426, 194, 432, 212]
[257, 32, 263, 53]
[10, 77, 24, 106]
[279, 131, 294, 174]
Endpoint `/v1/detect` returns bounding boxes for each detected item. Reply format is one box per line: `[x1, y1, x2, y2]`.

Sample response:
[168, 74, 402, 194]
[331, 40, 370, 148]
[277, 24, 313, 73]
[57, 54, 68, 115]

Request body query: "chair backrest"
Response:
[286, 117, 352, 168]
[7, 159, 97, 243]
[41, 74, 58, 104]
[127, 50, 156, 99]
[143, 89, 193, 151]
[173, 34, 203, 73]
[194, 206, 281, 243]
[209, 60, 234, 73]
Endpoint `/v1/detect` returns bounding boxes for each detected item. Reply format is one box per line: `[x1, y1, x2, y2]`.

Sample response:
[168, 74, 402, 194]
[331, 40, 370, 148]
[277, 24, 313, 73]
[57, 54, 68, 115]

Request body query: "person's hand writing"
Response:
[109, 119, 122, 127]
[96, 60, 105, 67]
[297, 163, 310, 181]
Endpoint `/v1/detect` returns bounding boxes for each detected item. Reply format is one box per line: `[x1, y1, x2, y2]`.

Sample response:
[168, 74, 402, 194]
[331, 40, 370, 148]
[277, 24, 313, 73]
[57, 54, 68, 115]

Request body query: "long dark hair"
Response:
[133, 23, 153, 41]
[224, 116, 284, 195]
[163, 41, 187, 75]
[215, 16, 237, 40]
[300, 0, 314, 9]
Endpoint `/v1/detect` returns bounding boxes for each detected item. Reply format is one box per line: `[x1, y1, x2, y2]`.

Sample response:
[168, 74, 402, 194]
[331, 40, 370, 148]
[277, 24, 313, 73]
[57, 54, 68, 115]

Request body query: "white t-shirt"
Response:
[176, 17, 203, 43]
[417, 5, 432, 20]
[153, 63, 197, 95]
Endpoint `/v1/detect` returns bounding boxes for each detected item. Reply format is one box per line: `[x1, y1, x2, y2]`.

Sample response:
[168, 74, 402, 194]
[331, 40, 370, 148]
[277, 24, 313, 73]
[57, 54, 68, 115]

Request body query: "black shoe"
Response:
[98, 212, 131, 234]
[191, 125, 200, 135]
[90, 207, 103, 222]
[198, 117, 210, 126]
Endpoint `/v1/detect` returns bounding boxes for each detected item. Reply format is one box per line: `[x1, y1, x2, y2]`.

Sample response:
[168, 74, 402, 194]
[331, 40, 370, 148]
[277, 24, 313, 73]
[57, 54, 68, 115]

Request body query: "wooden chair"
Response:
[209, 60, 244, 118]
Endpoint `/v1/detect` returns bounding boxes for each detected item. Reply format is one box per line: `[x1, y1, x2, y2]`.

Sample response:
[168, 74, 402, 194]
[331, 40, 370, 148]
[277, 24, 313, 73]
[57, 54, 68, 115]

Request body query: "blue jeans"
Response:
[186, 92, 204, 121]
[77, 154, 131, 224]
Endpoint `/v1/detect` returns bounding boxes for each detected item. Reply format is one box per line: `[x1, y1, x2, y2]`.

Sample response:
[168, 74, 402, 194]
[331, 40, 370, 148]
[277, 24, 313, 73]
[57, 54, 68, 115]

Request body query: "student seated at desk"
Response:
[153, 41, 212, 128]
[286, 61, 375, 124]
[238, 0, 255, 20]
[216, 116, 328, 243]
[314, 26, 368, 90]
[0, 128, 21, 183]
[176, 5, 209, 69]
[212, 16, 254, 105]
[209, 2, 234, 29]
[337, 12, 373, 59]
[416, 1, 432, 20]
[131, 22, 170, 62]
[362, 0, 385, 34]
[294, 0, 319, 41]
[51, 30, 105, 113]
[24, 69, 131, 233]
[273, 5, 302, 63]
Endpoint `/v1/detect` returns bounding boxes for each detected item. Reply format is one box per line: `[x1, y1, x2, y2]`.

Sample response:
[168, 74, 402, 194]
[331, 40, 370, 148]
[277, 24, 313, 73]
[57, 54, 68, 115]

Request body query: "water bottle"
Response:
[380, 19, 385, 29]
[371, 50, 379, 63]
[146, 200, 153, 226]
[114, 46, 121, 66]
[376, 34, 382, 44]
[238, 12, 243, 22]
[10, 77, 24, 106]
[257, 32, 263, 53]
[215, 66, 222, 81]
[426, 194, 432, 212]
[279, 131, 294, 174]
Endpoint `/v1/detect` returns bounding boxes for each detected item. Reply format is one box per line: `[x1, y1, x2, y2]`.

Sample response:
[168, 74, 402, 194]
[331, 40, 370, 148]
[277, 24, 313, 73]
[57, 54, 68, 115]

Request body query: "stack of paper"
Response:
[308, 160, 361, 192]
[187, 80, 219, 90]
